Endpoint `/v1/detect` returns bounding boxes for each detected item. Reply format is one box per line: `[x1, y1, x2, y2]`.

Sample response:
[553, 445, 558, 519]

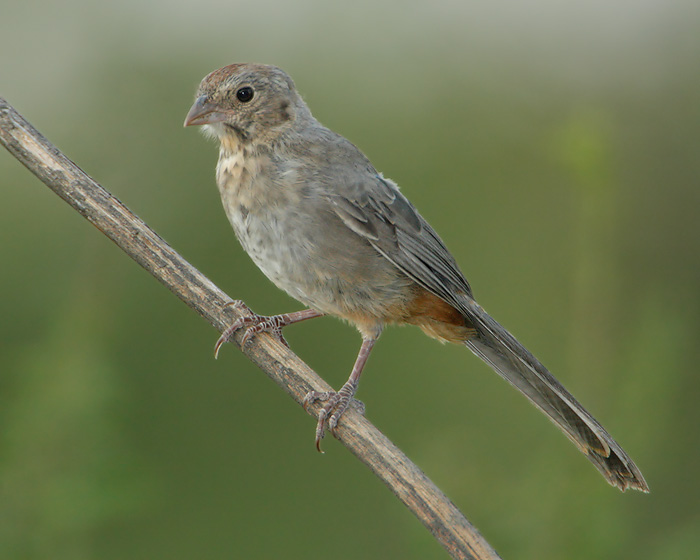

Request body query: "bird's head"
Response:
[184, 63, 308, 147]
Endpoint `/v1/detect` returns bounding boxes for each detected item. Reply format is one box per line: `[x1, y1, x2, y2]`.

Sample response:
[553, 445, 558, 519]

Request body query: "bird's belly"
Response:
[227, 204, 338, 311]
[226, 204, 414, 328]
[230, 209, 302, 291]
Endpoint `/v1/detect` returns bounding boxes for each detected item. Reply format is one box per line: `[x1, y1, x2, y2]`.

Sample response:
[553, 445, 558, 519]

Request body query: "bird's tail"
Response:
[459, 297, 648, 492]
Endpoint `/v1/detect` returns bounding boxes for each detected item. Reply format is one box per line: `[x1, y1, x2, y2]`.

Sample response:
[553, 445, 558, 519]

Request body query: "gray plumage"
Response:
[185, 63, 648, 492]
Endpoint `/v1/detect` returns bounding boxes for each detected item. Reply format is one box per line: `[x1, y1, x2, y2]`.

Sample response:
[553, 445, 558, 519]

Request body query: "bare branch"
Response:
[0, 97, 502, 560]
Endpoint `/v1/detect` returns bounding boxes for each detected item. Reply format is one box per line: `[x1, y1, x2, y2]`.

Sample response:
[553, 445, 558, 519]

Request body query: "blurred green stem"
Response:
[559, 108, 619, 397]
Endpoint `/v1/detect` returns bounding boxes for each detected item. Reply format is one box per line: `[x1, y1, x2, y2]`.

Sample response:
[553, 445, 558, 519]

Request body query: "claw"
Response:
[223, 300, 248, 312]
[304, 390, 336, 452]
[214, 317, 247, 358]
[315, 406, 329, 453]
[304, 388, 366, 452]
[214, 306, 323, 358]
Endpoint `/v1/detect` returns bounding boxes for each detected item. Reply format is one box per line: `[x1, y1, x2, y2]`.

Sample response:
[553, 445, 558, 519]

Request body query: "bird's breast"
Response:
[216, 149, 314, 298]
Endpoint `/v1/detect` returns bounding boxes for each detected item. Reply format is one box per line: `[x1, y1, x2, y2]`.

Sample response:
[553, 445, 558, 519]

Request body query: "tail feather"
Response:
[460, 297, 649, 492]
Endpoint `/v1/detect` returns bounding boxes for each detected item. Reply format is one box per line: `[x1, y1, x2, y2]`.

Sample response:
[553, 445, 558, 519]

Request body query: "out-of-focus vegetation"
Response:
[1, 2, 698, 559]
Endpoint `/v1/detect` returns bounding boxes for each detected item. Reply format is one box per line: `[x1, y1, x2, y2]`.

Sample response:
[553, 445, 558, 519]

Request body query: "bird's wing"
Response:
[327, 174, 473, 305]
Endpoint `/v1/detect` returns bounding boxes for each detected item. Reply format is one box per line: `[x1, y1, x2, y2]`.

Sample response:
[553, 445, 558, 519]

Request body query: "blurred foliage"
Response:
[1, 1, 699, 559]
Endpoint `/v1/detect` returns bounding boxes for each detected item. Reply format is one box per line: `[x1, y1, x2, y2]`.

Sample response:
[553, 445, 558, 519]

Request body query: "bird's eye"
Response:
[236, 86, 254, 103]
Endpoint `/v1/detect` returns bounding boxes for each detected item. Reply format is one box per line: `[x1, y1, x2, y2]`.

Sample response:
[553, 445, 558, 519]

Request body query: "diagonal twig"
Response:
[0, 97, 502, 560]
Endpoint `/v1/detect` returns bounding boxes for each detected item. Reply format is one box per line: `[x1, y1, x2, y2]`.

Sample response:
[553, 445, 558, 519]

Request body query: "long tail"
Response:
[459, 297, 648, 492]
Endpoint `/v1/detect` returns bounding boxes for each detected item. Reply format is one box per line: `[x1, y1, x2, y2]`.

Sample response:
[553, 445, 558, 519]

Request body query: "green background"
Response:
[1, 1, 699, 558]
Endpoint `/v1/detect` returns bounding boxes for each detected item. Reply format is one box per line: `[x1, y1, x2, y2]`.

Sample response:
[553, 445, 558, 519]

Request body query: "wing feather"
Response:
[328, 174, 472, 305]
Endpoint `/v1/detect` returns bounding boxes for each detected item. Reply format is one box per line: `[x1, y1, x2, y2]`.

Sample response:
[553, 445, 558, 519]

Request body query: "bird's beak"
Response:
[183, 95, 227, 127]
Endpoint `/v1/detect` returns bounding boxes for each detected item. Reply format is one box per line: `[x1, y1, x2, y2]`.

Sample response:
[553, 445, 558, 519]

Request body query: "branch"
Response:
[0, 97, 502, 560]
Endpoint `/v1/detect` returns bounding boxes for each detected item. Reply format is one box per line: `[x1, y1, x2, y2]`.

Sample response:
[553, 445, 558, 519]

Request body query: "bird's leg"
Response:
[304, 335, 377, 451]
[214, 302, 323, 357]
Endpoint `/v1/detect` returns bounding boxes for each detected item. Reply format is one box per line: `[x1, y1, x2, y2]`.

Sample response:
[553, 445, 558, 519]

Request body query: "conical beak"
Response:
[183, 95, 227, 127]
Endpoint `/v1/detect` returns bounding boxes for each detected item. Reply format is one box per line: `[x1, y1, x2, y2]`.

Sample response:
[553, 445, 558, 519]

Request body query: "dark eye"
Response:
[236, 86, 254, 103]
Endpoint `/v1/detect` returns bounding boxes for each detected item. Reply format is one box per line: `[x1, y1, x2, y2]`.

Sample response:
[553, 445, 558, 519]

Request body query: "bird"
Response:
[184, 63, 649, 493]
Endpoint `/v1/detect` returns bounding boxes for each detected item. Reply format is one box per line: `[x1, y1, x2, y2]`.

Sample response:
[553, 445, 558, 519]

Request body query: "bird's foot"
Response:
[214, 304, 323, 357]
[214, 301, 293, 357]
[303, 381, 365, 452]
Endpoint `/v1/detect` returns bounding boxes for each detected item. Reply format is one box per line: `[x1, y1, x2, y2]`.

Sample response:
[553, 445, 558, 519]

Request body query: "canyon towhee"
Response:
[185, 63, 648, 492]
